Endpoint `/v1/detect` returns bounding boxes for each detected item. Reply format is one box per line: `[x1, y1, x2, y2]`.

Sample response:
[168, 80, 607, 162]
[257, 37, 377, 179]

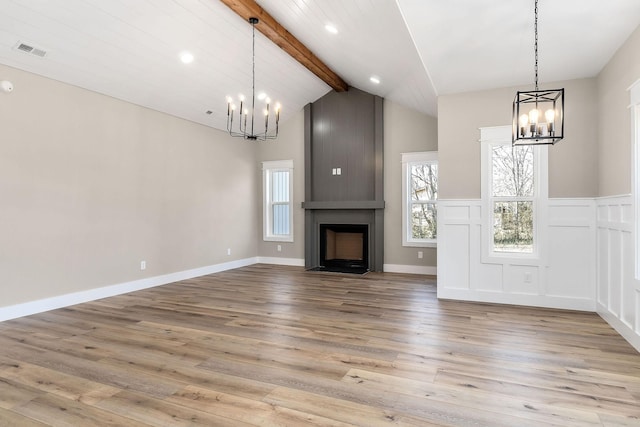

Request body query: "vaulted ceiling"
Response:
[1, 0, 639, 132]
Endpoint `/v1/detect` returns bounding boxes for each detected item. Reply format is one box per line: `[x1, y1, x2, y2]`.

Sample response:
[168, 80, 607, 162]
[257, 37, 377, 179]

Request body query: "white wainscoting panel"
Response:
[546, 199, 597, 300]
[437, 201, 477, 291]
[438, 199, 596, 311]
[596, 195, 640, 352]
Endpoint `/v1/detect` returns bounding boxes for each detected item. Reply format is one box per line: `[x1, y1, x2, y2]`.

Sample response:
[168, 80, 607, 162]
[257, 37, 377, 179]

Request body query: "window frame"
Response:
[480, 126, 548, 265]
[263, 159, 294, 243]
[401, 151, 438, 248]
[630, 79, 640, 280]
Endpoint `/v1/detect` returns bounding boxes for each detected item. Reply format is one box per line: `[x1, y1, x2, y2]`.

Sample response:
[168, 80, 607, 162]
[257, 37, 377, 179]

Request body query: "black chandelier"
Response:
[226, 17, 280, 141]
[512, 0, 564, 146]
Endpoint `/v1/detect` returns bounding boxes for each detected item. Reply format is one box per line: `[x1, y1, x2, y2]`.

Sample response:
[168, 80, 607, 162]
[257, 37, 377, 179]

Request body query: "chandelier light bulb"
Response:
[528, 108, 539, 124]
[265, 97, 271, 104]
[518, 114, 529, 137]
[239, 94, 245, 102]
[545, 109, 555, 123]
[519, 114, 529, 127]
[545, 109, 556, 134]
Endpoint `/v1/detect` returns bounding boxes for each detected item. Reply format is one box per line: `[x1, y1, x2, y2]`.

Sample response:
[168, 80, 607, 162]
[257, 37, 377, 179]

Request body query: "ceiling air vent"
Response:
[14, 42, 47, 58]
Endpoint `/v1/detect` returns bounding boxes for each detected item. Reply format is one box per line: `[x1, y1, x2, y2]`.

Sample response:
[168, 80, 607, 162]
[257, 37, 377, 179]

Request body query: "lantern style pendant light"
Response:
[512, 0, 564, 146]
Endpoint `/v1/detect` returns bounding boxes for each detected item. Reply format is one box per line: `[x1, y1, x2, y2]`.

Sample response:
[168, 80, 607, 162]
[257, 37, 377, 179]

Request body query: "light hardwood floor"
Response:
[0, 264, 639, 426]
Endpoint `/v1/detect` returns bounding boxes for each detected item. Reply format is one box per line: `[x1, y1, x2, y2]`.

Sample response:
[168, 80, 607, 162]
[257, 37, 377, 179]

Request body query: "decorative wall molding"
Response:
[596, 194, 640, 352]
[437, 198, 597, 312]
[0, 257, 258, 322]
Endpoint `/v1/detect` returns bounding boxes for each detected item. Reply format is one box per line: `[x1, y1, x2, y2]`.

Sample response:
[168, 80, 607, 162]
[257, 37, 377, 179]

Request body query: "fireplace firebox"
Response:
[319, 224, 368, 273]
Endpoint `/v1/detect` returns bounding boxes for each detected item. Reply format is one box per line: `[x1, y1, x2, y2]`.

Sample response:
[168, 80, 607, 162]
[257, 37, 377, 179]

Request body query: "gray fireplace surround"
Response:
[302, 87, 384, 272]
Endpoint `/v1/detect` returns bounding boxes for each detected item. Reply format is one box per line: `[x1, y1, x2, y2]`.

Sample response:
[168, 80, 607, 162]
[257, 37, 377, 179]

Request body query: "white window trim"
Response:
[630, 79, 640, 280]
[480, 126, 548, 265]
[401, 151, 438, 248]
[263, 159, 294, 242]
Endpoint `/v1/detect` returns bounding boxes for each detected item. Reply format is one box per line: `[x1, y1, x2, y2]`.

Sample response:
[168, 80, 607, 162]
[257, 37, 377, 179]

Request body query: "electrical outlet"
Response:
[418, 251, 423, 259]
[524, 272, 532, 283]
[227, 248, 231, 256]
[140, 260, 146, 270]
[277, 244, 282, 252]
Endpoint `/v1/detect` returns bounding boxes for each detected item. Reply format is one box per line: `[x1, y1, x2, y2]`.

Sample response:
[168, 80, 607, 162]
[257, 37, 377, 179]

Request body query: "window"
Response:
[402, 152, 438, 247]
[491, 144, 535, 253]
[481, 126, 547, 261]
[263, 160, 293, 242]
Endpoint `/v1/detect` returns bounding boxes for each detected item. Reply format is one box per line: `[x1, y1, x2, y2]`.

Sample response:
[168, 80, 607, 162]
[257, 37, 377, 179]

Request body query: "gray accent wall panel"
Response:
[309, 88, 377, 201]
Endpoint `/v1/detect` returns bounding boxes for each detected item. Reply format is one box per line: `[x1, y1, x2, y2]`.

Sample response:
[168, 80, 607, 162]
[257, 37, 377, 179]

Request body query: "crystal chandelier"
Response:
[512, 0, 564, 146]
[226, 17, 280, 141]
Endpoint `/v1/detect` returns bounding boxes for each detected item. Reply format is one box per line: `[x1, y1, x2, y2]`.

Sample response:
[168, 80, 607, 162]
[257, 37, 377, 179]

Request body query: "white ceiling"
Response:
[1, 0, 639, 132]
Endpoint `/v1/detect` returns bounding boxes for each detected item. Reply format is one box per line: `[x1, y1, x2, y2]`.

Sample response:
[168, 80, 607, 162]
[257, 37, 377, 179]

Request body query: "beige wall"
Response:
[438, 78, 599, 199]
[0, 64, 258, 308]
[383, 100, 438, 267]
[597, 25, 640, 197]
[255, 109, 305, 259]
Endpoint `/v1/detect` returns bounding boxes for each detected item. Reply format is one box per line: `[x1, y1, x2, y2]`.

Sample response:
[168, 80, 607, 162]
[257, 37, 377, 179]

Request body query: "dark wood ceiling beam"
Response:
[219, 0, 349, 92]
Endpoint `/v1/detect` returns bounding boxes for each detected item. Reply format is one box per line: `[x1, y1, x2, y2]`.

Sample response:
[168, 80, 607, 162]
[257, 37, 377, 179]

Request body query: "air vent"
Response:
[14, 42, 47, 58]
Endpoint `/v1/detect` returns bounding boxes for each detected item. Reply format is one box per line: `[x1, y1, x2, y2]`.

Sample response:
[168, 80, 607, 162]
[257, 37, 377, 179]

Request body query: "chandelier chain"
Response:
[251, 18, 256, 136]
[534, 0, 539, 91]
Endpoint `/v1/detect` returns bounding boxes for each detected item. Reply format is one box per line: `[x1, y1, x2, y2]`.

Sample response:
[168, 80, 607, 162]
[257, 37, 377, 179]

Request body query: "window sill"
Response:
[481, 251, 542, 266]
[264, 236, 294, 243]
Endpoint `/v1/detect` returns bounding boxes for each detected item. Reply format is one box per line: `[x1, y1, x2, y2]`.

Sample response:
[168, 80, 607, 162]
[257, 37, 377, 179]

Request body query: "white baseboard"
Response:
[438, 287, 597, 312]
[0, 257, 258, 322]
[383, 264, 437, 275]
[257, 257, 305, 267]
[597, 303, 640, 353]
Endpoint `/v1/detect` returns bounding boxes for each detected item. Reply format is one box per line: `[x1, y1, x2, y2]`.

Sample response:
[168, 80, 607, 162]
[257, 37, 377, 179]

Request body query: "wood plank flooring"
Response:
[1, 264, 639, 426]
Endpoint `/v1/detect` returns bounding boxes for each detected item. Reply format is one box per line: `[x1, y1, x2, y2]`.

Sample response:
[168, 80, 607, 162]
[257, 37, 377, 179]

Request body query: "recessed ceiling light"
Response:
[179, 51, 194, 64]
[325, 24, 338, 34]
[257, 92, 267, 100]
[370, 76, 381, 84]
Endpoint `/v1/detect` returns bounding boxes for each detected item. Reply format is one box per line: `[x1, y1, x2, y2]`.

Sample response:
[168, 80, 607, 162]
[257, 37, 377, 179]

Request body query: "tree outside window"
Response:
[491, 145, 534, 253]
[411, 163, 438, 240]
